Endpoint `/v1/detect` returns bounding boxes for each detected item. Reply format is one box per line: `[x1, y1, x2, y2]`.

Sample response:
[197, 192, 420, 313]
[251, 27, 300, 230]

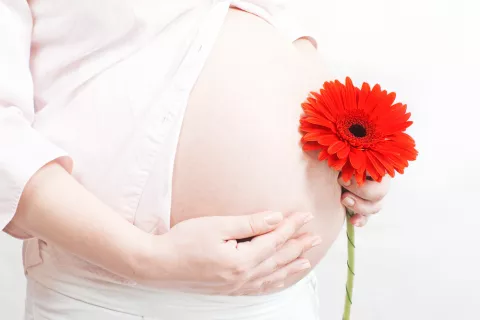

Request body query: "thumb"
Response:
[219, 211, 284, 240]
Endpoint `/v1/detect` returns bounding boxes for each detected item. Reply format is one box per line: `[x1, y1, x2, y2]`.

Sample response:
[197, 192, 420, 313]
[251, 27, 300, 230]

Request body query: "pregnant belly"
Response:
[171, 8, 345, 287]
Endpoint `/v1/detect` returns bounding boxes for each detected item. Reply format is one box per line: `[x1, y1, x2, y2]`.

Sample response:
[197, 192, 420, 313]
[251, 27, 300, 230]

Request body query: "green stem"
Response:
[343, 210, 356, 320]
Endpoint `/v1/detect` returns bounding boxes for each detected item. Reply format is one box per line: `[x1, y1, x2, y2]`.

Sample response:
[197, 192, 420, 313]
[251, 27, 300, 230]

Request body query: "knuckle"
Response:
[286, 240, 303, 258]
[281, 237, 294, 248]
[222, 258, 247, 279]
[231, 261, 249, 276]
[372, 192, 386, 202]
[263, 242, 278, 258]
[268, 257, 279, 271]
[261, 279, 273, 290]
[217, 265, 239, 284]
[254, 280, 266, 291]
[276, 269, 288, 280]
[235, 272, 250, 284]
[220, 269, 249, 285]
[367, 186, 387, 202]
[248, 215, 258, 234]
[219, 271, 235, 283]
[272, 253, 289, 268]
[286, 238, 298, 249]
[300, 240, 312, 254]
[285, 222, 297, 236]
[274, 233, 289, 248]
[359, 217, 369, 227]
[294, 215, 308, 229]
[371, 202, 383, 214]
[229, 258, 256, 282]
[361, 189, 376, 201]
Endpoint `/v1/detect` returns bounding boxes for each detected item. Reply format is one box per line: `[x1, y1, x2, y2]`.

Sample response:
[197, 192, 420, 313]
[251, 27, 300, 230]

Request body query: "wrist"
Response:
[130, 232, 177, 283]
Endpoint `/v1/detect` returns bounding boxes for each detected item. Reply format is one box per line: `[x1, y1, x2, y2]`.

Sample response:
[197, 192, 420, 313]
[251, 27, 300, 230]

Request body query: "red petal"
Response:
[318, 149, 330, 161]
[299, 120, 334, 134]
[349, 148, 366, 170]
[355, 170, 367, 186]
[365, 150, 386, 178]
[344, 77, 356, 111]
[385, 91, 396, 106]
[384, 152, 409, 170]
[337, 144, 351, 159]
[317, 134, 340, 145]
[370, 90, 397, 119]
[364, 153, 381, 181]
[341, 163, 355, 182]
[299, 118, 319, 132]
[301, 103, 321, 116]
[364, 83, 382, 114]
[327, 141, 346, 154]
[302, 130, 332, 142]
[302, 142, 322, 151]
[357, 82, 371, 111]
[370, 150, 395, 177]
[303, 116, 333, 128]
[307, 97, 317, 105]
[311, 91, 337, 122]
[383, 143, 418, 161]
[302, 102, 332, 123]
[322, 81, 345, 114]
[328, 155, 348, 171]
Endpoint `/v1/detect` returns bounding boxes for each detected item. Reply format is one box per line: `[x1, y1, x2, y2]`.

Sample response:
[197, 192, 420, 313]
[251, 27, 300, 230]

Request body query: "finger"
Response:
[349, 213, 369, 227]
[220, 211, 284, 240]
[250, 233, 321, 280]
[341, 192, 383, 216]
[238, 212, 314, 266]
[338, 175, 390, 202]
[239, 258, 312, 295]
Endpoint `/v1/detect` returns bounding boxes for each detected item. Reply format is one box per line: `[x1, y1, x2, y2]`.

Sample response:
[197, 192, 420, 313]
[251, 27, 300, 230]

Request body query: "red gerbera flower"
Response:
[300, 77, 418, 186]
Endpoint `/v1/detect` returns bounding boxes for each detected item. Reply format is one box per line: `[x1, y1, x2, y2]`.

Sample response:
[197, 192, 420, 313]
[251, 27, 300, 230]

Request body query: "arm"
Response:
[10, 161, 317, 293]
[1, 0, 317, 294]
[8, 162, 157, 279]
[0, 0, 153, 279]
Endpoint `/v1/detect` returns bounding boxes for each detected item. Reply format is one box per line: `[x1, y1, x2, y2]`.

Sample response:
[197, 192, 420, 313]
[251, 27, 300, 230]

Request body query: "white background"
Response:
[1, 0, 479, 319]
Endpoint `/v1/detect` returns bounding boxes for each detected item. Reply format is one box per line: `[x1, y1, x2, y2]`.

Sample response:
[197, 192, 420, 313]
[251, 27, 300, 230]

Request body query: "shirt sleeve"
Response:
[0, 0, 72, 237]
[231, 0, 318, 48]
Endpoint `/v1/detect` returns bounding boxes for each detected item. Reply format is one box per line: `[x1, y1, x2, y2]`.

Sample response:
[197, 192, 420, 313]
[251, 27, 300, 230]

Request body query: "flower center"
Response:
[336, 110, 381, 147]
[348, 124, 367, 138]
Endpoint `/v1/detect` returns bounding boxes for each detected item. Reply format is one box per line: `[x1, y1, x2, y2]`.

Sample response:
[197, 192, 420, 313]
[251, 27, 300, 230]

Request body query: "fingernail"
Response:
[343, 179, 352, 187]
[352, 217, 362, 227]
[298, 260, 311, 271]
[275, 282, 285, 288]
[343, 197, 355, 207]
[356, 218, 367, 227]
[265, 212, 283, 226]
[303, 212, 314, 223]
[311, 236, 323, 247]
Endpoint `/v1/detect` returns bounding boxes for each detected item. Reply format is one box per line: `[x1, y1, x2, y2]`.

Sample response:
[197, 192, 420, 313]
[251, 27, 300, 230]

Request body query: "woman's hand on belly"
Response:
[138, 211, 321, 295]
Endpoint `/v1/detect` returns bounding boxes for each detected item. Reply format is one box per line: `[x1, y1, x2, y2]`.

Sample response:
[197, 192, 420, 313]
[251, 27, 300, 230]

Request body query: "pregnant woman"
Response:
[1, 1, 389, 319]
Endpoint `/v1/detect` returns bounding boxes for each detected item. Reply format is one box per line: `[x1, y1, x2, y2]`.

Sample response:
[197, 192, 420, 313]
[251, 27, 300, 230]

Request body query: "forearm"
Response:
[7, 161, 157, 280]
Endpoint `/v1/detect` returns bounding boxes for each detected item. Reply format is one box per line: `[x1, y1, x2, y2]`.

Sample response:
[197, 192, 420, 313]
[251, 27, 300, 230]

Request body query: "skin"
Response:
[341, 176, 390, 227]
[6, 161, 319, 294]
[171, 8, 389, 290]
[4, 8, 388, 297]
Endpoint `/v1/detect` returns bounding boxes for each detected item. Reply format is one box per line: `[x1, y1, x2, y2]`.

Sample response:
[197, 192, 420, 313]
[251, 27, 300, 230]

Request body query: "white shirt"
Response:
[0, 0, 314, 281]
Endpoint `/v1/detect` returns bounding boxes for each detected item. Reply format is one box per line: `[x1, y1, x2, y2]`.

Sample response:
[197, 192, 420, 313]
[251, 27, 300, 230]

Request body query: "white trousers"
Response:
[25, 273, 320, 320]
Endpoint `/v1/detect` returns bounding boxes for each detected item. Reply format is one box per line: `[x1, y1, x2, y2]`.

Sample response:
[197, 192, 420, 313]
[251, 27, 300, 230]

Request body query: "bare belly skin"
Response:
[171, 8, 345, 288]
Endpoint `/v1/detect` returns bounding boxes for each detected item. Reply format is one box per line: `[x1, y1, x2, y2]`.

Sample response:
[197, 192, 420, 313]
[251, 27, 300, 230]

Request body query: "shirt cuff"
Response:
[0, 108, 73, 235]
